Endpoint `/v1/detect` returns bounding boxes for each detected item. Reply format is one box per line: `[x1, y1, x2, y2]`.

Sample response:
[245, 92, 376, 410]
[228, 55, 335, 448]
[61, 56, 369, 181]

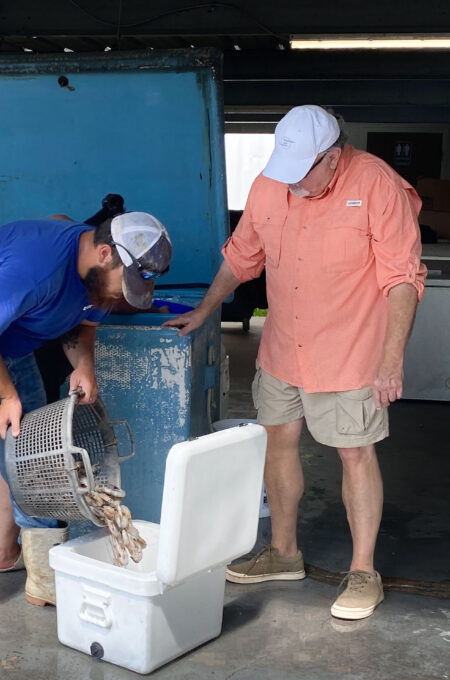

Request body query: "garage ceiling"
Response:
[1, 0, 450, 123]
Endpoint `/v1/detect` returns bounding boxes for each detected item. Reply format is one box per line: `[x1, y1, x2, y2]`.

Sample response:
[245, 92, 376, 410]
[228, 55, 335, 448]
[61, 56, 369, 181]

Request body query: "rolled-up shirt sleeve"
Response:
[370, 177, 427, 300]
[222, 195, 266, 283]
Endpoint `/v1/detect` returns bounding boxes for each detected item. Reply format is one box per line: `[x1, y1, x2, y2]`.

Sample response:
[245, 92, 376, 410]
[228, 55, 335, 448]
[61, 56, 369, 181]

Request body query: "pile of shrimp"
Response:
[83, 484, 147, 567]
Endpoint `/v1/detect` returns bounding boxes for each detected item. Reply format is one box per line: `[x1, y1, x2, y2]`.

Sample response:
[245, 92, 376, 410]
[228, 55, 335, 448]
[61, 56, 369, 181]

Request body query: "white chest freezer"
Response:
[49, 423, 267, 674]
[403, 244, 450, 400]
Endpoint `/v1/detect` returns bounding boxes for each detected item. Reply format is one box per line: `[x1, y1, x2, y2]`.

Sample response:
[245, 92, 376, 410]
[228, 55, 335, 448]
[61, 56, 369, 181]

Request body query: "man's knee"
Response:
[265, 418, 303, 451]
[337, 444, 376, 464]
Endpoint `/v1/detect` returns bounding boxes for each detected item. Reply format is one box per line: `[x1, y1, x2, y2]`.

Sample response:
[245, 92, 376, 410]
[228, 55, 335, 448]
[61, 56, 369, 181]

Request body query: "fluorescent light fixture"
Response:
[290, 34, 450, 49]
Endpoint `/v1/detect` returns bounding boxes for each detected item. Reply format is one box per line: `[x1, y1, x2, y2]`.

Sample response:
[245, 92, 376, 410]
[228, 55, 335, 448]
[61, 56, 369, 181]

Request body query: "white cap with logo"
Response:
[111, 211, 172, 309]
[262, 105, 340, 184]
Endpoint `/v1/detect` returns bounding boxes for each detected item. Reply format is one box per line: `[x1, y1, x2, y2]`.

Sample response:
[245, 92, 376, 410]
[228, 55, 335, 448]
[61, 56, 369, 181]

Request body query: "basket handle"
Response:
[69, 446, 97, 493]
[69, 387, 85, 405]
[110, 420, 135, 463]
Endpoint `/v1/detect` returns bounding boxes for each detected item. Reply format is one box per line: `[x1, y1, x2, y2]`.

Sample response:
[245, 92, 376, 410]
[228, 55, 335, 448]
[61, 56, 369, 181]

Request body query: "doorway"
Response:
[366, 132, 443, 186]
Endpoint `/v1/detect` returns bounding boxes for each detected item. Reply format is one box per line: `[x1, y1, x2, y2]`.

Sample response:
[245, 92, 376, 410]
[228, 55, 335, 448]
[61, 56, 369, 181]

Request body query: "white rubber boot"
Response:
[21, 524, 69, 606]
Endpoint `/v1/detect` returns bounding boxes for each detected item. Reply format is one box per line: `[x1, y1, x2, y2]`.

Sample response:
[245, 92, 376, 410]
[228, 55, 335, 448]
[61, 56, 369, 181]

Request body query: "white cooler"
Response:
[49, 423, 267, 674]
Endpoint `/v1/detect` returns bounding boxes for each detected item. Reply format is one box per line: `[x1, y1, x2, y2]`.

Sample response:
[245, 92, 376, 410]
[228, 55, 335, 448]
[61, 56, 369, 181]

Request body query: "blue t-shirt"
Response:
[0, 219, 108, 359]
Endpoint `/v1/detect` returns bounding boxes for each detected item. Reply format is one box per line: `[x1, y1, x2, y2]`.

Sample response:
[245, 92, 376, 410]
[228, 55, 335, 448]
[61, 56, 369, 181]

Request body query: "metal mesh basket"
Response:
[5, 392, 134, 526]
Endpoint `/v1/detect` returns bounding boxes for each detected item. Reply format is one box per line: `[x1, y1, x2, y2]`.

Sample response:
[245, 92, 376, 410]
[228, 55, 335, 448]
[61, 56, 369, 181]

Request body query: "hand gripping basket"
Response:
[5, 391, 134, 526]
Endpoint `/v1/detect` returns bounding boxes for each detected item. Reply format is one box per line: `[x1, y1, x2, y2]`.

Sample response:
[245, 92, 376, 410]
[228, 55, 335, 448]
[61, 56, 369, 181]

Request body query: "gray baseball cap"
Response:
[111, 211, 172, 309]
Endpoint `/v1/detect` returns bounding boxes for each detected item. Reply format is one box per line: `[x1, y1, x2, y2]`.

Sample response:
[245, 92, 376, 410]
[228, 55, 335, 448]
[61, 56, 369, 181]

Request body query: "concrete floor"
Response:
[0, 317, 449, 679]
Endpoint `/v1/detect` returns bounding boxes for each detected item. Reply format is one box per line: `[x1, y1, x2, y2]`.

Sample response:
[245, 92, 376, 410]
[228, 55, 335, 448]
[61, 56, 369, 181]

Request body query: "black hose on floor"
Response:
[305, 563, 450, 599]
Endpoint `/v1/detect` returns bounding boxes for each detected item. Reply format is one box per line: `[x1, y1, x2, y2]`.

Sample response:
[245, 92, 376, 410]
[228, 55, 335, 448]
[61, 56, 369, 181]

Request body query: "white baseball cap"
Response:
[111, 211, 172, 309]
[262, 105, 340, 184]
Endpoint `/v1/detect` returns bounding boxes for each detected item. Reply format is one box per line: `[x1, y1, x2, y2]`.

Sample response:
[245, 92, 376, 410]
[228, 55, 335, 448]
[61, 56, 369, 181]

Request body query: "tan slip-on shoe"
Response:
[331, 570, 384, 620]
[226, 544, 306, 584]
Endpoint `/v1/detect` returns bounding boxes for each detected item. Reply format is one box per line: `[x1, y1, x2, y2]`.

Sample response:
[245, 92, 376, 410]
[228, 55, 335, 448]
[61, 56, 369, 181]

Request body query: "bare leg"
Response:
[264, 419, 304, 557]
[0, 475, 20, 568]
[338, 444, 383, 573]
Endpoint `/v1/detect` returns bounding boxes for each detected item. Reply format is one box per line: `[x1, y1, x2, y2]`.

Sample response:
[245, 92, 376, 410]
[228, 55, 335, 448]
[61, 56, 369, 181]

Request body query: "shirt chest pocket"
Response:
[253, 221, 284, 269]
[322, 227, 371, 273]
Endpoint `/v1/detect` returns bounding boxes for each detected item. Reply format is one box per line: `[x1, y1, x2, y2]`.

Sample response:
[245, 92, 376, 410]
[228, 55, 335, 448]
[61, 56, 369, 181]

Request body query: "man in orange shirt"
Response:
[164, 105, 426, 619]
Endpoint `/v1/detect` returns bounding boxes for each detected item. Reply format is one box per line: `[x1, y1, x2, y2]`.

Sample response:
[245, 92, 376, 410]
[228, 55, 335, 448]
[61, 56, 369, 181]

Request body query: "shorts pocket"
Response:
[336, 387, 382, 436]
[251, 368, 262, 410]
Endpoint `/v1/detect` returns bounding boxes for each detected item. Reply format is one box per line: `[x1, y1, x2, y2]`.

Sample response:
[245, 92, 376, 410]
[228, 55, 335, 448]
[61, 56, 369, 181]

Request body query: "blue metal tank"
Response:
[96, 297, 222, 522]
[0, 49, 228, 522]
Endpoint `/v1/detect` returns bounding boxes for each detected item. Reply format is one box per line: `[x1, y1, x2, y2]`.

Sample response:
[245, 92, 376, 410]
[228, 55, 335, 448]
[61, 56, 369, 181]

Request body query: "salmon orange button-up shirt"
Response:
[222, 145, 427, 393]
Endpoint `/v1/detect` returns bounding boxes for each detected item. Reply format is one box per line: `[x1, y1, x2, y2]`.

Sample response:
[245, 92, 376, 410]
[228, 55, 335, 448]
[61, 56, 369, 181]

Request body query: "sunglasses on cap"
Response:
[111, 241, 170, 280]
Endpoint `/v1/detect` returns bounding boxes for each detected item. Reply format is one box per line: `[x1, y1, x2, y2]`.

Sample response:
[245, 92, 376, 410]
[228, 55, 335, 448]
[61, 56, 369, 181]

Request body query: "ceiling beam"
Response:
[2, 1, 450, 36]
[225, 106, 450, 125]
[223, 80, 450, 108]
[223, 49, 450, 80]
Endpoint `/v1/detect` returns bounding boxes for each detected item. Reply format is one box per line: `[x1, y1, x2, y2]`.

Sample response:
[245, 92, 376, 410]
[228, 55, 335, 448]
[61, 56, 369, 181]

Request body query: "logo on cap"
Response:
[280, 136, 295, 149]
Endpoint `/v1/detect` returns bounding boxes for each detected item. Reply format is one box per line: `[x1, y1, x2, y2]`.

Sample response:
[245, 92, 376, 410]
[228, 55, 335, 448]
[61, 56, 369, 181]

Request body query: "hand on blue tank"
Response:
[162, 308, 208, 337]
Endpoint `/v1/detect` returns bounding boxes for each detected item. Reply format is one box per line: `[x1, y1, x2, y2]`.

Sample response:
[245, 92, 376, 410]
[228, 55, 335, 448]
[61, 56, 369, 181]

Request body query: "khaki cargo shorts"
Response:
[252, 366, 389, 448]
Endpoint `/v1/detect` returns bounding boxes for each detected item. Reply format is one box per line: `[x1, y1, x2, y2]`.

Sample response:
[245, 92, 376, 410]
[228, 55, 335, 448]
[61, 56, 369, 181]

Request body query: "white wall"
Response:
[225, 134, 273, 209]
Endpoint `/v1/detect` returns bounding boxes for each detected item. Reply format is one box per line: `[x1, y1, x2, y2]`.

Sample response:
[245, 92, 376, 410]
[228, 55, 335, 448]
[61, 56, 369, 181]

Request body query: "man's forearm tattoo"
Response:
[61, 326, 81, 350]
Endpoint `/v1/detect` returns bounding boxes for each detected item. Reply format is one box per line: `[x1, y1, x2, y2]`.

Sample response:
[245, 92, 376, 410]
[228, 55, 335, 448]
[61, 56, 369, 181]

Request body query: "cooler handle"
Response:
[80, 586, 112, 629]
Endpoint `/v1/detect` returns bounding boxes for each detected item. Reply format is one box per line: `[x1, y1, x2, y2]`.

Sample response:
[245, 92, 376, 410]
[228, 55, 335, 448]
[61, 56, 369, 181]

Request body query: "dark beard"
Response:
[84, 266, 117, 309]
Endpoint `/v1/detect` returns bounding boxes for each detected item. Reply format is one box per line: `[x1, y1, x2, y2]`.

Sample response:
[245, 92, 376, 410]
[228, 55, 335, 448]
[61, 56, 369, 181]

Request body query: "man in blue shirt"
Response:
[0, 212, 172, 604]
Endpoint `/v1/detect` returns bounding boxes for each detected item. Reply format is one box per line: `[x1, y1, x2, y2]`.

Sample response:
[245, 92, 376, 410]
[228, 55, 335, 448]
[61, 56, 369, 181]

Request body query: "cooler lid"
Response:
[156, 424, 267, 587]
